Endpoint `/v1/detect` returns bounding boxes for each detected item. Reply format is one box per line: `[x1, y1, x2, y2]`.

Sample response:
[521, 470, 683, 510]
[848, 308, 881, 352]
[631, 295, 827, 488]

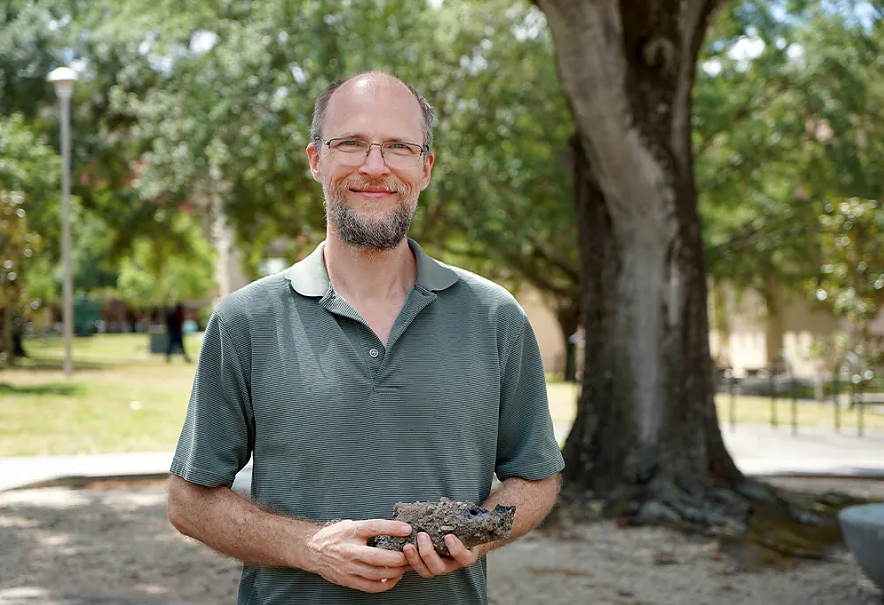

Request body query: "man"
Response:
[166, 71, 564, 604]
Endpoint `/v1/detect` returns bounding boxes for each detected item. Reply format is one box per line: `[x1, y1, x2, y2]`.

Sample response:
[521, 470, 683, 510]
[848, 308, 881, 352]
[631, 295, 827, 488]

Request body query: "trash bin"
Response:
[149, 325, 168, 354]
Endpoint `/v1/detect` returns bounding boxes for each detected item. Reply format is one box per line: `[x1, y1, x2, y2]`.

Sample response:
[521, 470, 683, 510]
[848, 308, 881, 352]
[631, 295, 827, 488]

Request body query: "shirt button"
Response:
[369, 348, 380, 358]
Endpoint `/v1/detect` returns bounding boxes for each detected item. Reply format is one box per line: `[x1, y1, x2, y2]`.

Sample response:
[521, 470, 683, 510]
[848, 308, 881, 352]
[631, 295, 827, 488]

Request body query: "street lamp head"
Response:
[47, 67, 79, 99]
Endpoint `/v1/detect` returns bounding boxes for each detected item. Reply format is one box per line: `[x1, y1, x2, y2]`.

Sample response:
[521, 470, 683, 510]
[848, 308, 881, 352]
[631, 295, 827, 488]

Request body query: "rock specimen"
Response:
[371, 497, 516, 558]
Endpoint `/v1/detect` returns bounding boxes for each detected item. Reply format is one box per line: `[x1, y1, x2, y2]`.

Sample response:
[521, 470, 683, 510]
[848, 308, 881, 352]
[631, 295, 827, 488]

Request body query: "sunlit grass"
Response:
[543, 380, 884, 431]
[0, 334, 201, 456]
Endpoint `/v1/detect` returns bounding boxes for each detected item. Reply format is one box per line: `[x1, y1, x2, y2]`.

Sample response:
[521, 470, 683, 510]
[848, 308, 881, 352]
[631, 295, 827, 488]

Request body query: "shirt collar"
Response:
[285, 239, 459, 297]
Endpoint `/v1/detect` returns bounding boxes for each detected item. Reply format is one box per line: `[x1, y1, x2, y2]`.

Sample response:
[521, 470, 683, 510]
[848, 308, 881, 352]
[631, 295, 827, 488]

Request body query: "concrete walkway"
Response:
[2, 424, 883, 493]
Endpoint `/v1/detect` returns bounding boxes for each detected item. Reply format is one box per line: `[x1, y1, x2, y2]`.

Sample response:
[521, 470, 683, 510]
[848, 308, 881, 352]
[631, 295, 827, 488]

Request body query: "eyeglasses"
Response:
[314, 137, 429, 168]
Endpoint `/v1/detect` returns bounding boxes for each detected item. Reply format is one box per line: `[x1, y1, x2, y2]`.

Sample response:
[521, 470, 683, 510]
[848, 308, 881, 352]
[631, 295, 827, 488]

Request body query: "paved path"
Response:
[2, 424, 883, 492]
[554, 423, 884, 477]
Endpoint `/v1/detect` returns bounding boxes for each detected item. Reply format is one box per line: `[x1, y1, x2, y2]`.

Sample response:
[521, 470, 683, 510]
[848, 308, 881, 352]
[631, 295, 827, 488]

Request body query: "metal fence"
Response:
[720, 356, 880, 437]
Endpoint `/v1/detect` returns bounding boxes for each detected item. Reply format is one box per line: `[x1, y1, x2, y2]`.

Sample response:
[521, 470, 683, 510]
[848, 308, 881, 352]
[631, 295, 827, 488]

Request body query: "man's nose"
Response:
[358, 145, 390, 177]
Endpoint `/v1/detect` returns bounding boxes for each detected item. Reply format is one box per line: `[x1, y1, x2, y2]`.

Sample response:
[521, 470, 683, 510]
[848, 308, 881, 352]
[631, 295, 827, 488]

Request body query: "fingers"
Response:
[417, 532, 454, 575]
[444, 534, 479, 567]
[348, 575, 403, 594]
[403, 542, 434, 578]
[404, 533, 479, 579]
[416, 532, 460, 576]
[355, 543, 410, 567]
[352, 519, 412, 538]
[350, 561, 411, 582]
[308, 520, 412, 593]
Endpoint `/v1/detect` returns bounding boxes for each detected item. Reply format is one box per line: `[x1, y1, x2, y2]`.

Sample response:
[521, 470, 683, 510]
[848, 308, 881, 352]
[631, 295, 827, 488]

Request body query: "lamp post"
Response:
[47, 67, 78, 377]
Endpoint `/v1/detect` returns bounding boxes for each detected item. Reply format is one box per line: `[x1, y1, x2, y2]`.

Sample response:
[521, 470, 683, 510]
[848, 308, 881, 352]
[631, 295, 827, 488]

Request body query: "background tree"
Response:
[0, 191, 35, 364]
[810, 198, 884, 379]
[112, 215, 217, 312]
[532, 0, 767, 524]
[0, 114, 59, 364]
[531, 0, 884, 545]
[696, 3, 820, 348]
[2, 0, 221, 353]
[697, 4, 884, 360]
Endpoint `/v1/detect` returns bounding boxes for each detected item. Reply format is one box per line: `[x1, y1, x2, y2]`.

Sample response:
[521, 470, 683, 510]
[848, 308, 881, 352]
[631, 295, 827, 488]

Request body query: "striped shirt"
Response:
[171, 239, 565, 605]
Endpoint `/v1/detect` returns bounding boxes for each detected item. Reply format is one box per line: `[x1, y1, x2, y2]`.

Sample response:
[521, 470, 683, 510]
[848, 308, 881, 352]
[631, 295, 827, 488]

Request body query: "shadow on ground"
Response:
[5, 358, 110, 372]
[0, 480, 240, 605]
[2, 478, 882, 605]
[0, 383, 84, 397]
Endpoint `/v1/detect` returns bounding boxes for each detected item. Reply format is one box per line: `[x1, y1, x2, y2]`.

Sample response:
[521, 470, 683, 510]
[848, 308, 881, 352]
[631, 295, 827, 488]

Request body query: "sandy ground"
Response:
[0, 477, 881, 605]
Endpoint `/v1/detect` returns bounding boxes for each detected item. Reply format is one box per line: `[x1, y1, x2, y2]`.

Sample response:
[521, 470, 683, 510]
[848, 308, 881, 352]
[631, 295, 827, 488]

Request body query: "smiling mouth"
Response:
[350, 188, 395, 197]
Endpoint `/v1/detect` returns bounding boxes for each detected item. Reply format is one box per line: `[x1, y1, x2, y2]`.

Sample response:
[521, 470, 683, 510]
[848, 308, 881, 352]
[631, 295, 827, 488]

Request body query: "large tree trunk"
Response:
[555, 299, 581, 382]
[537, 0, 745, 524]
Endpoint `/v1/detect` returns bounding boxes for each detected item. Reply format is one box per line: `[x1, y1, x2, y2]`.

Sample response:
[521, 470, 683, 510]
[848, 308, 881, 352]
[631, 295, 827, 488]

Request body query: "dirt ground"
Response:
[0, 477, 881, 605]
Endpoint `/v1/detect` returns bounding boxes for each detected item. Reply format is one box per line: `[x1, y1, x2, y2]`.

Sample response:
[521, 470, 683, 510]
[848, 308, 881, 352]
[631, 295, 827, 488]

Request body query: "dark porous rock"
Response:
[372, 497, 516, 557]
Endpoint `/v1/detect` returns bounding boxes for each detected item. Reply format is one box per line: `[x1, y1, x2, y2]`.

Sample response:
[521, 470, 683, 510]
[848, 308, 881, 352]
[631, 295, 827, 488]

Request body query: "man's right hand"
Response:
[303, 519, 413, 593]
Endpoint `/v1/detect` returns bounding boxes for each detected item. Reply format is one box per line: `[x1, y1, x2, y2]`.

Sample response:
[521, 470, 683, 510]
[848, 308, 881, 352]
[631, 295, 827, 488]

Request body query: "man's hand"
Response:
[304, 519, 413, 593]
[403, 532, 480, 578]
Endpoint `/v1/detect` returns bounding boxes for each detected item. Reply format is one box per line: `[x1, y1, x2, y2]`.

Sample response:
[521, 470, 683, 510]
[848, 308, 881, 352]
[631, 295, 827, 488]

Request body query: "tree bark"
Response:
[0, 306, 12, 365]
[555, 299, 581, 382]
[538, 0, 745, 524]
[12, 321, 26, 358]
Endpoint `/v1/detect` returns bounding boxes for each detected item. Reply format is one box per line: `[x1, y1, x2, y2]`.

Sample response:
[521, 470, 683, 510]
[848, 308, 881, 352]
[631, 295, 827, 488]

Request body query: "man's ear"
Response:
[419, 152, 435, 191]
[306, 143, 322, 183]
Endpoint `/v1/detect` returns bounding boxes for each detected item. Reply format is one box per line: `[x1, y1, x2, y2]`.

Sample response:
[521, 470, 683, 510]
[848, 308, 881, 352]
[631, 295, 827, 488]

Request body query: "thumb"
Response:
[353, 519, 413, 538]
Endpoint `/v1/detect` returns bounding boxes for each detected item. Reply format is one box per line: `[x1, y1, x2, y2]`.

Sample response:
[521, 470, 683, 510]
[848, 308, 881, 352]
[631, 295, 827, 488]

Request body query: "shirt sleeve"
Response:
[495, 317, 565, 481]
[170, 311, 255, 487]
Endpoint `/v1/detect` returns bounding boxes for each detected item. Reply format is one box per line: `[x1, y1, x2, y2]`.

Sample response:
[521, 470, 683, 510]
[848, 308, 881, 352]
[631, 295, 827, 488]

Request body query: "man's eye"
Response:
[389, 143, 408, 150]
[340, 139, 362, 147]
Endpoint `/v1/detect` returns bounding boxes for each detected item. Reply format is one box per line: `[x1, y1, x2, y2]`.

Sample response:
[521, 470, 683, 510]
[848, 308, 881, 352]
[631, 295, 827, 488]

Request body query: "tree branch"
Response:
[525, 233, 580, 283]
[696, 77, 796, 157]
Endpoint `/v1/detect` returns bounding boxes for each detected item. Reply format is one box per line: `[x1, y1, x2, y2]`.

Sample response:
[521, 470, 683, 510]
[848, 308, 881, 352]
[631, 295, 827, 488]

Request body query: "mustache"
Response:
[340, 178, 409, 195]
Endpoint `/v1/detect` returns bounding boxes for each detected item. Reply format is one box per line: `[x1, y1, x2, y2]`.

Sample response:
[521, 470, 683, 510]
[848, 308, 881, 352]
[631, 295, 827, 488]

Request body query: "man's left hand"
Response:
[403, 532, 480, 578]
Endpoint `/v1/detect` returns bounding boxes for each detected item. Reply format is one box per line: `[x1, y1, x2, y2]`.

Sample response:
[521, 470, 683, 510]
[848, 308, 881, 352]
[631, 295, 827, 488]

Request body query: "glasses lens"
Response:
[327, 139, 423, 167]
[382, 142, 420, 157]
[383, 143, 421, 168]
[330, 139, 369, 153]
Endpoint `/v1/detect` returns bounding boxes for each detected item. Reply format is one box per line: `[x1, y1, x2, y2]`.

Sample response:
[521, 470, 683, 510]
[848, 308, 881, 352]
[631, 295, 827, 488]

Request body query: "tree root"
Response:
[552, 477, 883, 569]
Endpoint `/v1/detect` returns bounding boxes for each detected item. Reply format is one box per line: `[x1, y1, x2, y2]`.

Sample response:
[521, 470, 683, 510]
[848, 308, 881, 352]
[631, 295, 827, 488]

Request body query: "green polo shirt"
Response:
[171, 239, 564, 605]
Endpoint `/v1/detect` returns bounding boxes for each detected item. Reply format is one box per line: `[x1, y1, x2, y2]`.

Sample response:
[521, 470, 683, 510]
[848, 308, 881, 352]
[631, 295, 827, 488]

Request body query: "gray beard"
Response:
[324, 181, 417, 251]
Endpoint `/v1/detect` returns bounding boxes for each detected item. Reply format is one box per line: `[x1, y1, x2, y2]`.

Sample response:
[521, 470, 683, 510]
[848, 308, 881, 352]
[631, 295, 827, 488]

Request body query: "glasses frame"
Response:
[314, 136, 430, 165]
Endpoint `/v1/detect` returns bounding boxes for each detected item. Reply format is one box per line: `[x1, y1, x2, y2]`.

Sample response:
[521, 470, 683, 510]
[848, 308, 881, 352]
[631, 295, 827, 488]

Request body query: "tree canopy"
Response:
[3, 0, 883, 371]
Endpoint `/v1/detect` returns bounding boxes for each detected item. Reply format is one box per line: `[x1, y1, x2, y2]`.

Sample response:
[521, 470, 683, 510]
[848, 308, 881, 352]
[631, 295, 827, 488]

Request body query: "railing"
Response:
[831, 353, 866, 437]
[720, 357, 877, 437]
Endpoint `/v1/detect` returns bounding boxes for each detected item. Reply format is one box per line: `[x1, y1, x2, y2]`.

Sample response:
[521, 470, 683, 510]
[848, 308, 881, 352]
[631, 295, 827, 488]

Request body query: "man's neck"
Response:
[323, 233, 417, 303]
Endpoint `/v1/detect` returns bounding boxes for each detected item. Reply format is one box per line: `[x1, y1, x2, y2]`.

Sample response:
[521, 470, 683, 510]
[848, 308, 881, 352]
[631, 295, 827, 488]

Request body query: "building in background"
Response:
[708, 284, 884, 380]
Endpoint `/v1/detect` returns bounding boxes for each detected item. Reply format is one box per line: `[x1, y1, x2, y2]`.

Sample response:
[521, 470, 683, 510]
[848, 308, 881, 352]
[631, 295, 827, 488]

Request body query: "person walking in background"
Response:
[165, 303, 191, 363]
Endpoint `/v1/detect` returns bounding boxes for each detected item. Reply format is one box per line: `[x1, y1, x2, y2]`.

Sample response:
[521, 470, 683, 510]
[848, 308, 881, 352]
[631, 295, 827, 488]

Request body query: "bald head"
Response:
[310, 71, 435, 151]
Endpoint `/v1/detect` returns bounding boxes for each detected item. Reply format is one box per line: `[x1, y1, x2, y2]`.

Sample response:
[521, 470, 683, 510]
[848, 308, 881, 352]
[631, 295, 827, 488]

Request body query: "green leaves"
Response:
[8, 0, 883, 364]
[697, 3, 884, 301]
[813, 198, 884, 319]
[808, 197, 884, 373]
[0, 114, 61, 244]
[0, 191, 44, 365]
[113, 214, 216, 309]
[0, 113, 59, 362]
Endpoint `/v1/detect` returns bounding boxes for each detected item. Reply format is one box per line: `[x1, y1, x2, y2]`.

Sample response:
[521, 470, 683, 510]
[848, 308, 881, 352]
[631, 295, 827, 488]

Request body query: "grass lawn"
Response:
[1, 334, 201, 456]
[714, 392, 884, 432]
[2, 334, 882, 457]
